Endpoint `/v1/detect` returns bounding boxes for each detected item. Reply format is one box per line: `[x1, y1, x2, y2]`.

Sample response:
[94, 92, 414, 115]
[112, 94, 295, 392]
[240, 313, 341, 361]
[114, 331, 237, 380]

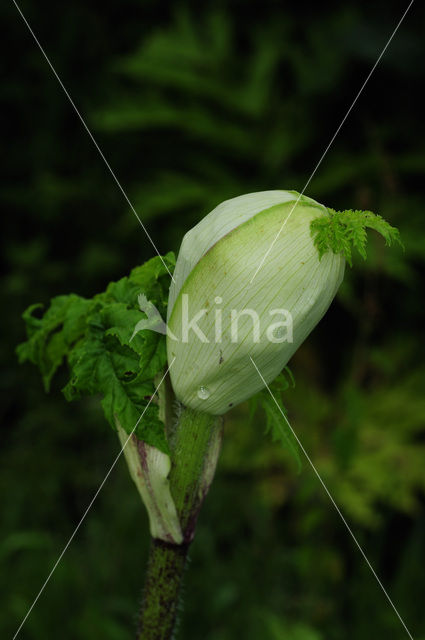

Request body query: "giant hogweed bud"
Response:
[166, 191, 345, 414]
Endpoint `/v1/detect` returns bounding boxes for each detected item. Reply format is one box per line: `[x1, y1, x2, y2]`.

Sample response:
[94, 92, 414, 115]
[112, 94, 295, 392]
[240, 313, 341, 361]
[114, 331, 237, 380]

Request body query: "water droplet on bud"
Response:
[197, 386, 210, 400]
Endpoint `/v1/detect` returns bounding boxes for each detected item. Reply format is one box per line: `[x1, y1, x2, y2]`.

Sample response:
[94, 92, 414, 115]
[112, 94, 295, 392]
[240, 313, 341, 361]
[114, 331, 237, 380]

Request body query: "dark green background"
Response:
[1, 1, 424, 638]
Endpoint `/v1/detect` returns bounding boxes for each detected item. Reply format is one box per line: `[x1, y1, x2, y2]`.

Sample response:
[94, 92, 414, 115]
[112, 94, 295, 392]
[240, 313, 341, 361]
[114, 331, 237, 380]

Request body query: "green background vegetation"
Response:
[1, 1, 424, 638]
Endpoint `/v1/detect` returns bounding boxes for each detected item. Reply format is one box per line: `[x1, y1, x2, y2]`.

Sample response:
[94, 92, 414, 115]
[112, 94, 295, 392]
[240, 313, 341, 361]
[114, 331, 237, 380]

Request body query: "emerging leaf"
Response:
[310, 209, 403, 267]
[17, 253, 175, 453]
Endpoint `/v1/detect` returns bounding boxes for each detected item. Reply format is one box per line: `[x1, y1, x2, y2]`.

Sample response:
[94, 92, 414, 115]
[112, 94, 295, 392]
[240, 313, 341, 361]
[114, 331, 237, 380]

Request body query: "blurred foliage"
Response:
[1, 1, 425, 639]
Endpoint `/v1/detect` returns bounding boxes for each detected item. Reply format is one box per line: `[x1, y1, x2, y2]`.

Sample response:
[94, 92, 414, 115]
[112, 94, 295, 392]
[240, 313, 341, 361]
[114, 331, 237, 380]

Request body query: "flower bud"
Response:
[167, 191, 344, 415]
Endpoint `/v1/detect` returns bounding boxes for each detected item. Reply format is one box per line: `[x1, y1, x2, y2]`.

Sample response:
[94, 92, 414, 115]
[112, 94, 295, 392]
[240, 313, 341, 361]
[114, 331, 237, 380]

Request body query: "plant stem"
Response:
[168, 407, 222, 539]
[137, 538, 189, 640]
[137, 407, 222, 639]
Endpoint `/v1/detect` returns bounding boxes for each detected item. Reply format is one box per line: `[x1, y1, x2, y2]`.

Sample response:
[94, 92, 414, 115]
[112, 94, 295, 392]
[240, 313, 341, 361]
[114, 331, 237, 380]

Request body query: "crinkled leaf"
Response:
[17, 253, 175, 453]
[16, 295, 92, 391]
[310, 209, 403, 267]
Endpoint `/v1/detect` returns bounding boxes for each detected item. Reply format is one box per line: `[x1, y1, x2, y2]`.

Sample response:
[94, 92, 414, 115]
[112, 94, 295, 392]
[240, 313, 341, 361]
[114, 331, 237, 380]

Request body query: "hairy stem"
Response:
[137, 407, 223, 639]
[137, 539, 189, 640]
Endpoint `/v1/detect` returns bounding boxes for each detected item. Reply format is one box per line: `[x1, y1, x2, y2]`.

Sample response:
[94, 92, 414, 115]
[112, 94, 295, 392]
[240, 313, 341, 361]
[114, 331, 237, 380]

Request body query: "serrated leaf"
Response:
[310, 209, 403, 267]
[17, 254, 175, 453]
[16, 295, 92, 391]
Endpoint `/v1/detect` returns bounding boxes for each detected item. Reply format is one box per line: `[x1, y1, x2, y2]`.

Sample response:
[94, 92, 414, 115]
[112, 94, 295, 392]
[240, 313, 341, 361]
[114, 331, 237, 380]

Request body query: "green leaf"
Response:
[17, 253, 175, 453]
[310, 209, 403, 267]
[249, 368, 302, 472]
[16, 295, 92, 391]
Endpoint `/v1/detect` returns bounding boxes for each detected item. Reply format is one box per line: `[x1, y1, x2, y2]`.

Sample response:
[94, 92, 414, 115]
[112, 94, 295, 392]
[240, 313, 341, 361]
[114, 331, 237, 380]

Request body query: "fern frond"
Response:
[310, 208, 403, 266]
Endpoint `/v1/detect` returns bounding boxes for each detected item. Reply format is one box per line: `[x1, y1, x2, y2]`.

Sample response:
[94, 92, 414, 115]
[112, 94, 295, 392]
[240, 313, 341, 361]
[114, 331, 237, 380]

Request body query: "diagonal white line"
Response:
[249, 356, 414, 640]
[250, 0, 415, 284]
[12, 358, 176, 640]
[11, 0, 175, 284]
